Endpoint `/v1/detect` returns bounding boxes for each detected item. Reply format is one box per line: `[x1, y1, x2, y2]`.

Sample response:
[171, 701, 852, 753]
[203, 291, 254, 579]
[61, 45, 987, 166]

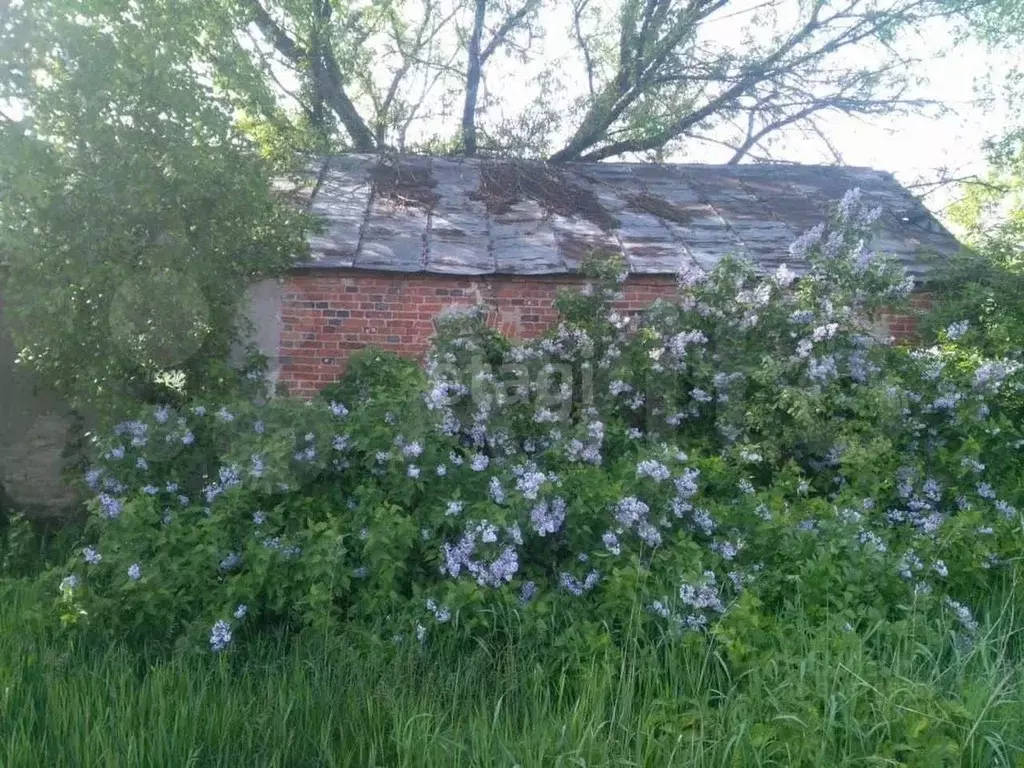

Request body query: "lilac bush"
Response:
[56, 190, 1024, 652]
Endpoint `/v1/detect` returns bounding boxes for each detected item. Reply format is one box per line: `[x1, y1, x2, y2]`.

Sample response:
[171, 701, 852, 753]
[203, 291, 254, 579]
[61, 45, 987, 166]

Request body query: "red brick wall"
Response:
[878, 292, 933, 343]
[277, 271, 678, 395]
[277, 271, 933, 396]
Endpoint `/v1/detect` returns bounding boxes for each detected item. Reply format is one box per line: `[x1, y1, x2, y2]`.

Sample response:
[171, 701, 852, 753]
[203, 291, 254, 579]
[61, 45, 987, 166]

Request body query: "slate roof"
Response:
[301, 154, 963, 278]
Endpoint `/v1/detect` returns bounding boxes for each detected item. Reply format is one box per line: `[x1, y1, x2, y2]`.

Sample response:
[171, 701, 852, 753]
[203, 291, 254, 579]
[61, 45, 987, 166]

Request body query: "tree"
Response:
[189, 0, 993, 162]
[0, 1, 309, 413]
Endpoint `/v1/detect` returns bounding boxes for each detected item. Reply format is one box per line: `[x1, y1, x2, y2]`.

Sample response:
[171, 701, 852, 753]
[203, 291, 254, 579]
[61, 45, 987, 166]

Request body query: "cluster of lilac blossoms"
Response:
[60, 192, 1024, 652]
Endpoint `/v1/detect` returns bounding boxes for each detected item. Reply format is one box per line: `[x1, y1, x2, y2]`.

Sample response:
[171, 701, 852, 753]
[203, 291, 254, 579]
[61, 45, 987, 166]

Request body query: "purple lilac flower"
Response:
[181, 431, 195, 446]
[996, 500, 1017, 519]
[614, 497, 649, 527]
[858, 530, 886, 552]
[127, 563, 141, 581]
[960, 457, 985, 474]
[488, 476, 505, 503]
[478, 547, 519, 587]
[560, 570, 600, 596]
[210, 620, 232, 652]
[254, 420, 265, 434]
[812, 323, 839, 342]
[142, 485, 159, 496]
[602, 531, 621, 555]
[808, 356, 838, 383]
[520, 581, 538, 603]
[530, 499, 567, 536]
[250, 454, 265, 478]
[712, 540, 739, 560]
[216, 407, 234, 423]
[637, 522, 662, 547]
[85, 468, 103, 490]
[107, 446, 125, 460]
[789, 223, 825, 258]
[898, 551, 922, 580]
[136, 458, 149, 471]
[679, 571, 725, 613]
[774, 264, 797, 287]
[60, 575, 79, 592]
[83, 547, 102, 565]
[668, 330, 708, 358]
[974, 360, 1018, 391]
[407, 465, 421, 479]
[234, 604, 248, 620]
[507, 523, 523, 546]
[426, 598, 451, 623]
[649, 600, 672, 619]
[515, 468, 546, 500]
[636, 459, 671, 482]
[98, 494, 123, 519]
[945, 320, 970, 340]
[823, 230, 845, 260]
[691, 388, 713, 403]
[330, 401, 349, 417]
[944, 597, 978, 633]
[470, 453, 490, 472]
[219, 552, 242, 572]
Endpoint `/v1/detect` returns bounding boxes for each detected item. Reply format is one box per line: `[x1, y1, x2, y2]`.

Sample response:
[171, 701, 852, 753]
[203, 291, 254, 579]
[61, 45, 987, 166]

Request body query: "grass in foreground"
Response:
[2, 581, 1023, 767]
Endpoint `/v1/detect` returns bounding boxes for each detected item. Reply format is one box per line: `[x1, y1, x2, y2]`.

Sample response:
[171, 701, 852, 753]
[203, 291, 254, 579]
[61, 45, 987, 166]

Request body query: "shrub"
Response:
[54, 190, 1024, 654]
[318, 348, 426, 406]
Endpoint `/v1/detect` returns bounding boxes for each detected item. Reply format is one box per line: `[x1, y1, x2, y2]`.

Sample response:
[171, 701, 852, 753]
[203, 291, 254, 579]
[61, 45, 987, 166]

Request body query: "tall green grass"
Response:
[1, 579, 1022, 767]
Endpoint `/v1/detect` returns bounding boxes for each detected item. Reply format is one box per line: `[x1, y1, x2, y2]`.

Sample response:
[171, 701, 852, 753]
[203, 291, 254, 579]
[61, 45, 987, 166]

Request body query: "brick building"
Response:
[246, 154, 963, 397]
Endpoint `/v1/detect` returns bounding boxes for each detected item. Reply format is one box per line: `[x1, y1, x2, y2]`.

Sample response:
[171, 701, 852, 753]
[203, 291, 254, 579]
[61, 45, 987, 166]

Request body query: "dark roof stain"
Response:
[301, 154, 964, 278]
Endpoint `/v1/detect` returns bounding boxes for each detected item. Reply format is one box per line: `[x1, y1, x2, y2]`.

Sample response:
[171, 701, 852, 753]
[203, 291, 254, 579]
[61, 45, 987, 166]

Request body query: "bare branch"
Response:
[572, 0, 597, 100]
[480, 0, 542, 63]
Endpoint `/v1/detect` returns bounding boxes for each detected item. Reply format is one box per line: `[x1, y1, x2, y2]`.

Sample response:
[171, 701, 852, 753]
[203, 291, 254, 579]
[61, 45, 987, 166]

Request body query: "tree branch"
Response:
[480, 0, 542, 63]
[461, 0, 541, 155]
[572, 0, 598, 100]
[239, 0, 376, 150]
[461, 0, 487, 155]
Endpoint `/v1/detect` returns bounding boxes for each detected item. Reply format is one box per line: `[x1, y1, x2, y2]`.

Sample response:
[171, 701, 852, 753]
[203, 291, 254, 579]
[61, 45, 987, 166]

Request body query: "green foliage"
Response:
[0, 0, 310, 415]
[3, 577, 1024, 765]
[48, 194, 1024, 661]
[319, 348, 426, 406]
[0, 512, 84, 579]
[922, 132, 1024, 360]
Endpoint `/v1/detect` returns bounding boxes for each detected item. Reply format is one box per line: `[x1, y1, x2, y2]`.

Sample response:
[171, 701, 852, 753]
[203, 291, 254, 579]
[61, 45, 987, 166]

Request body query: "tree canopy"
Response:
[120, 0, 999, 163]
[0, 0, 309, 411]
